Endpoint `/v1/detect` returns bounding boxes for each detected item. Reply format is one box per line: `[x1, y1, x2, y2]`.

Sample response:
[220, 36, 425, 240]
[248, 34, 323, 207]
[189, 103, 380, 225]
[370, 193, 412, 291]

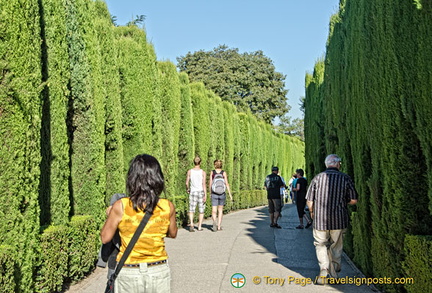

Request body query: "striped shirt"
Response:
[305, 168, 358, 230]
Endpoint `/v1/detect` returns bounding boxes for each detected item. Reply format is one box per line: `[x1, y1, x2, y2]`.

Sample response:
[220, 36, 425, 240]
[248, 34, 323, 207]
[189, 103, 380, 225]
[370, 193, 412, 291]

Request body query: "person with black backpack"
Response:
[209, 159, 233, 232]
[264, 166, 285, 228]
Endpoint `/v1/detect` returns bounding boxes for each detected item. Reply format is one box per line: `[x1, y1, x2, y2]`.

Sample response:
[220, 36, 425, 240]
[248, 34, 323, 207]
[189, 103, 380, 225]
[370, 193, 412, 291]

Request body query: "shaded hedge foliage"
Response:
[0, 0, 42, 291]
[305, 0, 432, 291]
[0, 0, 304, 291]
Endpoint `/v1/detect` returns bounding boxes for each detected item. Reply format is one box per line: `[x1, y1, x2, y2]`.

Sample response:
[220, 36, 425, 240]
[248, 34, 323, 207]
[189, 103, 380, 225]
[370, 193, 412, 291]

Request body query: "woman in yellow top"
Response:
[101, 154, 178, 292]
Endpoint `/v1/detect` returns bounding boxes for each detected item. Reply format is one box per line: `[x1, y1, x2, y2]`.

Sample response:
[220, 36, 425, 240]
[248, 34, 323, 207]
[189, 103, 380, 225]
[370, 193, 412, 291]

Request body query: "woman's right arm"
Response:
[100, 200, 123, 244]
[208, 172, 213, 192]
[167, 201, 178, 238]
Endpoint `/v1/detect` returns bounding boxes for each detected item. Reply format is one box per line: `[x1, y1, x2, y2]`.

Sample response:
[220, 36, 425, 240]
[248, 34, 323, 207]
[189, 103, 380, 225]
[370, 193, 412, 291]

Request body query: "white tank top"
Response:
[190, 169, 204, 192]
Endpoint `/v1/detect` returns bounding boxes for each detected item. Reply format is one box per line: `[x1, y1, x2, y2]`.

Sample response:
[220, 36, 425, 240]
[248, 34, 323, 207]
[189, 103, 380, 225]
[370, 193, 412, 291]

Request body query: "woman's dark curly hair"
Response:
[126, 154, 164, 213]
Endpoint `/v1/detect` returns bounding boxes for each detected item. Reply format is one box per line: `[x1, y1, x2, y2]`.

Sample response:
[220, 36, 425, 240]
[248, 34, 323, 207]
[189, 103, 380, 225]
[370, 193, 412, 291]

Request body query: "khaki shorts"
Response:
[115, 262, 170, 292]
[268, 198, 282, 213]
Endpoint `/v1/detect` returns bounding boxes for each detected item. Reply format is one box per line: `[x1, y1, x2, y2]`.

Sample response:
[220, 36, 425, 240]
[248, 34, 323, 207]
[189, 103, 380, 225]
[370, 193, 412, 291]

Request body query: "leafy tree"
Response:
[177, 45, 289, 123]
[276, 115, 304, 141]
[127, 15, 146, 26]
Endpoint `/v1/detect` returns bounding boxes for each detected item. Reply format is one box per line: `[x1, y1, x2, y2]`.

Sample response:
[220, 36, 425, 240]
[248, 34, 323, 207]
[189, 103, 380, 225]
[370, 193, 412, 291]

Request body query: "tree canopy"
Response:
[177, 45, 290, 123]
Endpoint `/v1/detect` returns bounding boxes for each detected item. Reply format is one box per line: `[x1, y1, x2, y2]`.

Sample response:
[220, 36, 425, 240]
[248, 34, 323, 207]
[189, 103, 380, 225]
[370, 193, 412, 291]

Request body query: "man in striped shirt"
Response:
[306, 154, 358, 284]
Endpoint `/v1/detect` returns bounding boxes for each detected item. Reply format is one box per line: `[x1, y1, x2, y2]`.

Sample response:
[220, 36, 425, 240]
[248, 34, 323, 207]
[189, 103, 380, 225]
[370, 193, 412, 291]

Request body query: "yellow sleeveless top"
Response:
[117, 197, 171, 264]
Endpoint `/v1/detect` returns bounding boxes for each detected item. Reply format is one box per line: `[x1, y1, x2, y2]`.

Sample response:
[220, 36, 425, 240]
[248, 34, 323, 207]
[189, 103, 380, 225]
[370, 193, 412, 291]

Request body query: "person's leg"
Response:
[328, 229, 344, 276]
[211, 205, 217, 223]
[296, 198, 306, 228]
[274, 211, 280, 225]
[268, 199, 275, 227]
[197, 213, 204, 230]
[197, 191, 205, 230]
[217, 205, 223, 229]
[211, 195, 218, 231]
[188, 212, 195, 230]
[313, 229, 331, 284]
[188, 193, 197, 231]
[273, 199, 281, 228]
[304, 211, 312, 228]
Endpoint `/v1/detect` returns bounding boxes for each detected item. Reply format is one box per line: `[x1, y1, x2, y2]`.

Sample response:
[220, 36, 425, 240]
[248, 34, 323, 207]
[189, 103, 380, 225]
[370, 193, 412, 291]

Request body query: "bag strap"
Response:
[110, 210, 152, 282]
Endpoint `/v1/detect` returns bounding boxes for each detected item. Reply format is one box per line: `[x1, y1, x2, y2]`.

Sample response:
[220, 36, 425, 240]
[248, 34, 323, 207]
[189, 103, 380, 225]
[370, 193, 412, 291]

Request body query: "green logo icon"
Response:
[230, 273, 246, 288]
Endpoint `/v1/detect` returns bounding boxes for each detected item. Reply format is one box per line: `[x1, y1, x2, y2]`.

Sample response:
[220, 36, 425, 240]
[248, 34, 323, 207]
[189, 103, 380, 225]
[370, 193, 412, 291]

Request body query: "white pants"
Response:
[115, 262, 170, 293]
[312, 229, 345, 277]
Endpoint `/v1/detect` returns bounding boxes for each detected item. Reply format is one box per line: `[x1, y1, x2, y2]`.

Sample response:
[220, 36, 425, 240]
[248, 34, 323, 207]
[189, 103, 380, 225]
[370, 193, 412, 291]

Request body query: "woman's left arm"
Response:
[100, 200, 123, 244]
[223, 172, 233, 200]
[167, 201, 178, 238]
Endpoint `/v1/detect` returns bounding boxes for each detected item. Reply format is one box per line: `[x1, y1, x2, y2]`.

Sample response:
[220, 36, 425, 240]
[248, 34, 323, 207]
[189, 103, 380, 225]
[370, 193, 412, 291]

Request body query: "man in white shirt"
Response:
[186, 156, 207, 232]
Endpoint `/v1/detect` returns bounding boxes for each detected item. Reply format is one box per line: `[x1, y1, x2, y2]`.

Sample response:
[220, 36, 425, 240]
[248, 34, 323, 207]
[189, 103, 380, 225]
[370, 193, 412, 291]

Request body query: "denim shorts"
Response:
[211, 193, 226, 206]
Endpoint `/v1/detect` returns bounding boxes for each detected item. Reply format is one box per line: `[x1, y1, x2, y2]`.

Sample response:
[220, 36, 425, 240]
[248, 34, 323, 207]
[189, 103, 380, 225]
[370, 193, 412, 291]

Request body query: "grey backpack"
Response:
[211, 171, 226, 194]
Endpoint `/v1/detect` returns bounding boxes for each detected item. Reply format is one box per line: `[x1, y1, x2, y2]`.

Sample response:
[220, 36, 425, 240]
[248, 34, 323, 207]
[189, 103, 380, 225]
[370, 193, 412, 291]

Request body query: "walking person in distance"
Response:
[209, 159, 233, 231]
[292, 168, 312, 229]
[306, 154, 358, 284]
[264, 166, 285, 229]
[185, 156, 207, 232]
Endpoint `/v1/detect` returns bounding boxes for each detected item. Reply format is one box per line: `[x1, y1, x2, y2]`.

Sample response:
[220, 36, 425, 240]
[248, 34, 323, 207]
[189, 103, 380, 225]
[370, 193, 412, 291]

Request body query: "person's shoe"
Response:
[212, 221, 217, 232]
[295, 225, 304, 229]
[315, 269, 328, 285]
[270, 223, 275, 228]
[305, 221, 313, 229]
[329, 263, 338, 278]
[274, 223, 282, 229]
[189, 226, 195, 232]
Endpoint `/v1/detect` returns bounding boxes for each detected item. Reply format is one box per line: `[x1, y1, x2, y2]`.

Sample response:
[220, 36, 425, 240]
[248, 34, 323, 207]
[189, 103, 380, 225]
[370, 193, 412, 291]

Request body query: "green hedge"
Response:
[305, 0, 432, 292]
[67, 216, 99, 282]
[403, 235, 432, 293]
[35, 226, 68, 293]
[0, 0, 42, 291]
[35, 216, 98, 292]
[0, 0, 305, 291]
[0, 245, 17, 293]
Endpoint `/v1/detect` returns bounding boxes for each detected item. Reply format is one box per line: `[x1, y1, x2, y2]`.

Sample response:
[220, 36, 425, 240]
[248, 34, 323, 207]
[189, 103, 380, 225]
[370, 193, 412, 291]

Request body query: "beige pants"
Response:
[114, 262, 170, 293]
[312, 229, 345, 277]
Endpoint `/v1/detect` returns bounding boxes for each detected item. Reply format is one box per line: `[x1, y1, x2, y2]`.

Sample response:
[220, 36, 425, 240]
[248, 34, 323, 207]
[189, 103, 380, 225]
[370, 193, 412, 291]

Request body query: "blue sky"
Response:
[104, 0, 340, 120]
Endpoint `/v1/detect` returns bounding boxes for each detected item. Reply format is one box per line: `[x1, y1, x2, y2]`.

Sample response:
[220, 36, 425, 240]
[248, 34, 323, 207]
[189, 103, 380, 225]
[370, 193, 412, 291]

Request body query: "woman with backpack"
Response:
[209, 159, 233, 231]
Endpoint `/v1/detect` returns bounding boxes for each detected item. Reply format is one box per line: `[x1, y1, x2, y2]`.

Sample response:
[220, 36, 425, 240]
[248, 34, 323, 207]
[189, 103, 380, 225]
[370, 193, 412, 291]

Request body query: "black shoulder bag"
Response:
[105, 211, 152, 293]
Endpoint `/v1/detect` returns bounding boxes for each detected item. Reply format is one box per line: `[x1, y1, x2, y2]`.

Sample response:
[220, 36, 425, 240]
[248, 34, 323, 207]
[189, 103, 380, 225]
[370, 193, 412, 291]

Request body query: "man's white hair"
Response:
[325, 154, 341, 167]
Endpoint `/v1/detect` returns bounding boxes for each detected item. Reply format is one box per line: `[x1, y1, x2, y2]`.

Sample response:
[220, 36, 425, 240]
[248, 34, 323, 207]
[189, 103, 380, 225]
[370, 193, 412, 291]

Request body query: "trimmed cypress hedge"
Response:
[39, 0, 71, 226]
[305, 0, 432, 291]
[0, 0, 42, 291]
[65, 0, 106, 220]
[0, 245, 16, 292]
[403, 235, 432, 292]
[93, 0, 125, 203]
[0, 0, 305, 290]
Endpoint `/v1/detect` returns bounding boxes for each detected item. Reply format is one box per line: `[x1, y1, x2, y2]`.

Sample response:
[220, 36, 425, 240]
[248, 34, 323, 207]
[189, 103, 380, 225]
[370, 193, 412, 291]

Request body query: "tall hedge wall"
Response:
[0, 0, 304, 291]
[0, 0, 42, 291]
[304, 0, 432, 291]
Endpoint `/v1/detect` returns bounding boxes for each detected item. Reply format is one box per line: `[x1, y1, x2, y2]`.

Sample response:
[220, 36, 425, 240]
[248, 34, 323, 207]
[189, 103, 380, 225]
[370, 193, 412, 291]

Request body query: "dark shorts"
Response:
[268, 198, 282, 213]
[296, 197, 306, 217]
[211, 193, 226, 206]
